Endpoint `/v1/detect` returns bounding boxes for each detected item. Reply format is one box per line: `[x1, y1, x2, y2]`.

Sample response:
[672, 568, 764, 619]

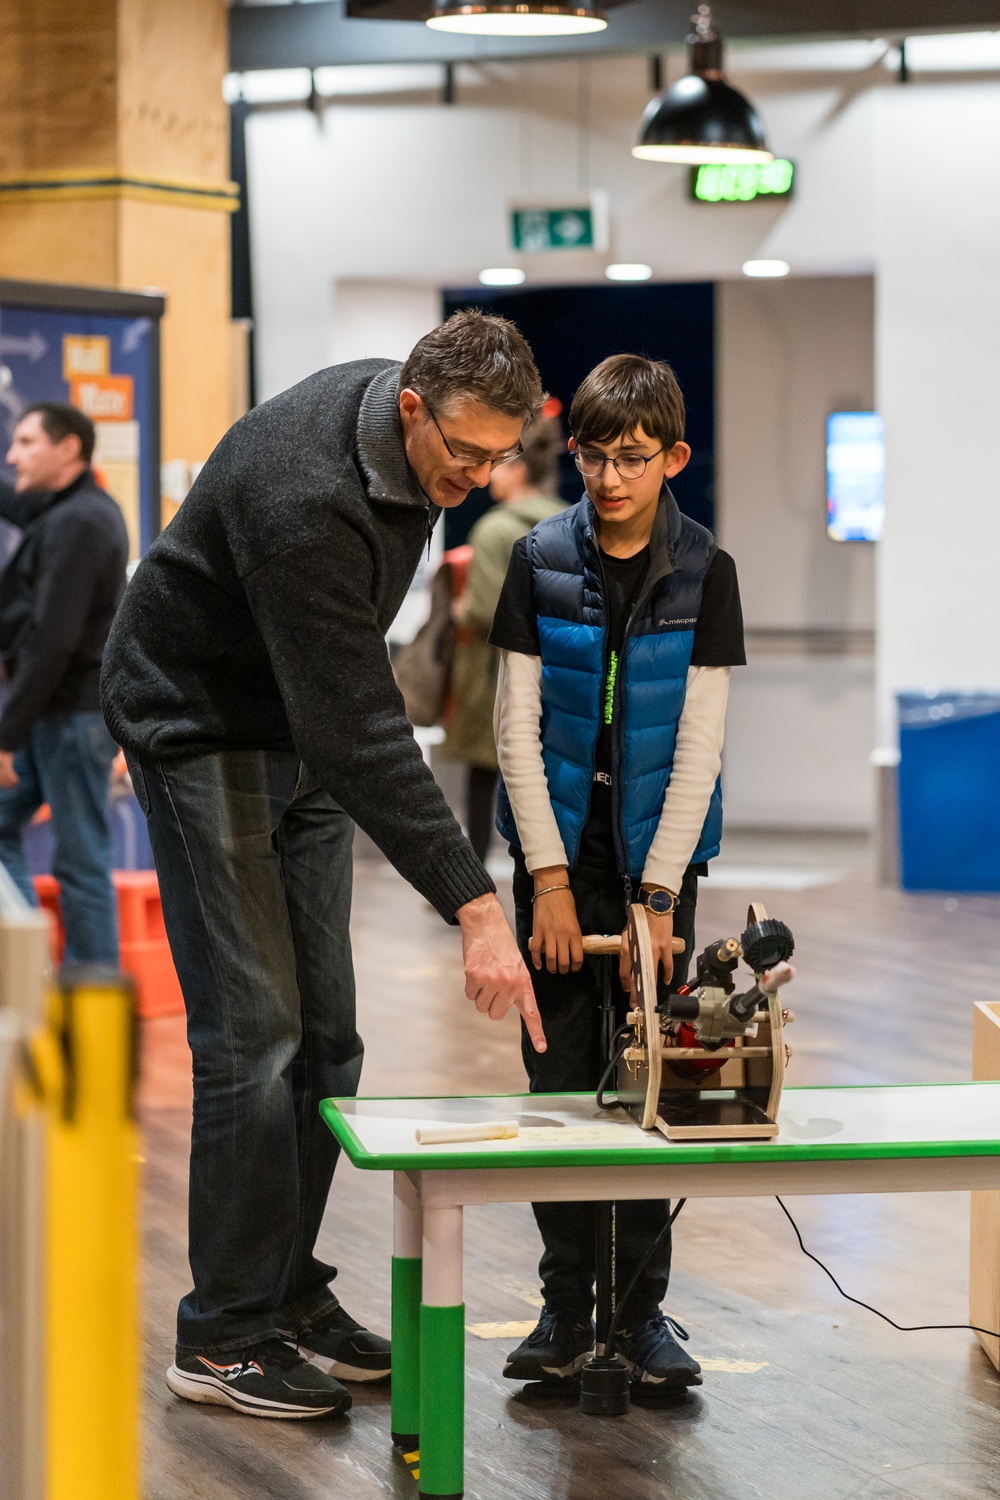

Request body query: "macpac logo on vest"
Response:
[659, 617, 698, 627]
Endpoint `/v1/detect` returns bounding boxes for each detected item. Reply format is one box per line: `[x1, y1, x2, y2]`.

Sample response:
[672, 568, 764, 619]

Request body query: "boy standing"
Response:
[489, 354, 745, 1393]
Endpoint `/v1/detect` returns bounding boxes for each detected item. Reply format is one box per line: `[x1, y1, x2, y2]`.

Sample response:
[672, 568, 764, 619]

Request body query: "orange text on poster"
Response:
[68, 374, 134, 422]
[63, 335, 110, 380]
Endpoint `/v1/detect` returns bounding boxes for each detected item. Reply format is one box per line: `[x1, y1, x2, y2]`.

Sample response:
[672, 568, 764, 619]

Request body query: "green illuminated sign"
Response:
[691, 159, 795, 203]
[511, 206, 594, 252]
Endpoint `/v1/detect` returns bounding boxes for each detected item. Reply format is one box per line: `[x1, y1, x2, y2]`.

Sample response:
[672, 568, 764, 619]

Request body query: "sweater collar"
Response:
[356, 365, 431, 511]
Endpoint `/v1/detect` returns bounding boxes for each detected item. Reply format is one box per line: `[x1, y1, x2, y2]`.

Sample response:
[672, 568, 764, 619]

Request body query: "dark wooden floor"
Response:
[139, 857, 1000, 1500]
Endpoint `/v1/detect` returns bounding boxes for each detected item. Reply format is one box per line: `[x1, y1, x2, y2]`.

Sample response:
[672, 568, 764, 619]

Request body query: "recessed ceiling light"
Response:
[605, 263, 653, 282]
[742, 259, 790, 277]
[479, 268, 526, 286]
[427, 4, 605, 35]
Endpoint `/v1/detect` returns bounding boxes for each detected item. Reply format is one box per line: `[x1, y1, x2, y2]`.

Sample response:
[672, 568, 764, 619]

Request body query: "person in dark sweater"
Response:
[101, 310, 548, 1421]
[0, 403, 128, 963]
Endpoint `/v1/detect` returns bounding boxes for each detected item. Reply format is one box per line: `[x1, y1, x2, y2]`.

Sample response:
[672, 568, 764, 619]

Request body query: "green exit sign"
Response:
[691, 159, 795, 203]
[511, 206, 595, 252]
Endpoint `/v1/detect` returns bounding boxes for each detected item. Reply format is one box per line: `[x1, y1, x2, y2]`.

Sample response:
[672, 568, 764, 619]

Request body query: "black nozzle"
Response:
[695, 936, 740, 993]
[662, 992, 699, 1021]
[740, 918, 794, 974]
[580, 1356, 630, 1416]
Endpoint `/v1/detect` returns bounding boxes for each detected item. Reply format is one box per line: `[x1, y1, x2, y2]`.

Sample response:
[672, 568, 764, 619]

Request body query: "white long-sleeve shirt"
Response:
[494, 651, 730, 894]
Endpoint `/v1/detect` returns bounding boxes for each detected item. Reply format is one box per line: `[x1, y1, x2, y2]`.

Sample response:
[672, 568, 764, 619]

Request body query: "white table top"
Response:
[320, 1083, 1000, 1171]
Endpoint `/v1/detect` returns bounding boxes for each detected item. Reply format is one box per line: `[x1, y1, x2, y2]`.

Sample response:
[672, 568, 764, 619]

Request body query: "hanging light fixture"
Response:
[426, 0, 606, 36]
[633, 5, 772, 165]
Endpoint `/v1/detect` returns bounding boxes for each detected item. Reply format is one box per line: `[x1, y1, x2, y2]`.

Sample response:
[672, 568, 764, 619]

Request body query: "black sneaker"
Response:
[503, 1309, 595, 1381]
[616, 1313, 703, 1390]
[166, 1337, 352, 1419]
[280, 1300, 391, 1383]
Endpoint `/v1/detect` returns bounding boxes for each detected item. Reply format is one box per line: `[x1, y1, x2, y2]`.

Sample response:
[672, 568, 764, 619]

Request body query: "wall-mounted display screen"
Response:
[826, 410, 884, 542]
[690, 159, 794, 202]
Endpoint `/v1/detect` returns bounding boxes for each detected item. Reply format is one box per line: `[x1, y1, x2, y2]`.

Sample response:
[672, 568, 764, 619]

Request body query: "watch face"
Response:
[648, 890, 673, 914]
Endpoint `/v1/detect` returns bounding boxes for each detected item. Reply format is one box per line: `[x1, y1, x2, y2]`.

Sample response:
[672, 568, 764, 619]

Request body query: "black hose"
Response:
[595, 1029, 632, 1111]
[604, 1198, 687, 1358]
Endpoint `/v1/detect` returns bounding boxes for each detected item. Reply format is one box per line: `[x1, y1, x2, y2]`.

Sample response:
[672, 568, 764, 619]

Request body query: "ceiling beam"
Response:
[229, 0, 1000, 72]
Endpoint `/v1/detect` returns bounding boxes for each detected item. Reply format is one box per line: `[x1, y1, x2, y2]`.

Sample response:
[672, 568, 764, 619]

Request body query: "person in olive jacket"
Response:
[440, 408, 566, 860]
[0, 402, 127, 963]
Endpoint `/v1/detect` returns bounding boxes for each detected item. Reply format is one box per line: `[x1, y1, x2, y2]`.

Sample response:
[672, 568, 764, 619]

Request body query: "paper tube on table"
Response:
[416, 1121, 520, 1145]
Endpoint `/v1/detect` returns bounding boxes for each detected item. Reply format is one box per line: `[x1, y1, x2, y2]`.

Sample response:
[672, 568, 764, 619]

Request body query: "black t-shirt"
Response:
[490, 540, 746, 878]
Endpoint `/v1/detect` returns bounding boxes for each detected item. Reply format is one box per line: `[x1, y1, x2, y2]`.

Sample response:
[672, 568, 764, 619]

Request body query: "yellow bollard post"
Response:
[46, 968, 140, 1500]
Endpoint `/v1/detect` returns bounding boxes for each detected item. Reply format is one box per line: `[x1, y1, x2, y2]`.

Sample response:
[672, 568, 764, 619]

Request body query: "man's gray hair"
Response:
[399, 308, 544, 423]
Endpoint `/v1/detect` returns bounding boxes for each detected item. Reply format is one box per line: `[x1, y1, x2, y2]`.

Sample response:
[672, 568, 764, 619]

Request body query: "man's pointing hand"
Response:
[457, 893, 546, 1053]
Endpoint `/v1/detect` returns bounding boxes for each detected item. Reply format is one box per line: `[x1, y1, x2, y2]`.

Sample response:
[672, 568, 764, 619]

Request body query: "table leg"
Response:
[392, 1173, 423, 1449]
[419, 1203, 464, 1500]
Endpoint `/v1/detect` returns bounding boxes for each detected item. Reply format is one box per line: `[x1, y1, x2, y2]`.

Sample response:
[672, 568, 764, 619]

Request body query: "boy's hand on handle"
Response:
[646, 909, 675, 989]
[618, 909, 676, 992]
[529, 866, 584, 976]
[457, 893, 547, 1052]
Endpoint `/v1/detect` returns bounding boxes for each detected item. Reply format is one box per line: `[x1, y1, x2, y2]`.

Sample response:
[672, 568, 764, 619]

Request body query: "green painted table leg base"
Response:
[419, 1302, 465, 1499]
[391, 1255, 422, 1449]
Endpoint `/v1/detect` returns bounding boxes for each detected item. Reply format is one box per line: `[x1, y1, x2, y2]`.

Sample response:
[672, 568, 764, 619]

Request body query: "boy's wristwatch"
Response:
[636, 886, 679, 916]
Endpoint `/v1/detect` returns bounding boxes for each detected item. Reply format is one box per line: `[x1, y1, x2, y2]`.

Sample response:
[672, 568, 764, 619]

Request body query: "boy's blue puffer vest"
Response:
[496, 487, 723, 878]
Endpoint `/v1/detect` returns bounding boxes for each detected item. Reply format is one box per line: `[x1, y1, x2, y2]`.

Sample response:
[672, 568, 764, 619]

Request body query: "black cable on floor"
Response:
[774, 1196, 1000, 1340]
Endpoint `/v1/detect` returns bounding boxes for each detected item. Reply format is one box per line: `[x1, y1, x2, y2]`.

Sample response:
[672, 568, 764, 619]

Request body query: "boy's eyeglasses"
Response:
[424, 401, 523, 473]
[574, 447, 664, 481]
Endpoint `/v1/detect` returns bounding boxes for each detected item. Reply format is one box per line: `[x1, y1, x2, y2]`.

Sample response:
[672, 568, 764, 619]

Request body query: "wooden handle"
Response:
[581, 934, 685, 955]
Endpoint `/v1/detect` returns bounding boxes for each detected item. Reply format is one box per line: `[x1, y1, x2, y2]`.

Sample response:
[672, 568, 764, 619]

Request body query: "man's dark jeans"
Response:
[126, 747, 362, 1356]
[0, 710, 119, 964]
[512, 851, 697, 1325]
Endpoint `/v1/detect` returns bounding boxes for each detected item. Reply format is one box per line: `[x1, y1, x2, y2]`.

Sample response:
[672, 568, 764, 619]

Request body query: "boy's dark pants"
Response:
[512, 852, 697, 1325]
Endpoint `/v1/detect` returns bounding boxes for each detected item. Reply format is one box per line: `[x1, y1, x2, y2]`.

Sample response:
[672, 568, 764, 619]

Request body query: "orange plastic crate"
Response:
[33, 869, 185, 1020]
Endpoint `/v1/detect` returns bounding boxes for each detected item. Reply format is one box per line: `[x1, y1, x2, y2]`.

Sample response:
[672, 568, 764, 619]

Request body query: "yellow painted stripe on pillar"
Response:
[0, 169, 239, 213]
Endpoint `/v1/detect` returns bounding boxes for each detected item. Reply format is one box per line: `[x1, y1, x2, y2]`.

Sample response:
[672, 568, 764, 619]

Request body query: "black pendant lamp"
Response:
[426, 0, 605, 35]
[633, 5, 772, 165]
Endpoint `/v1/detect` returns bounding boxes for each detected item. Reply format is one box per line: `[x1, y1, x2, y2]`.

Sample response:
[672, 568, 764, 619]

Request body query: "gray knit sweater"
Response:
[101, 359, 494, 921]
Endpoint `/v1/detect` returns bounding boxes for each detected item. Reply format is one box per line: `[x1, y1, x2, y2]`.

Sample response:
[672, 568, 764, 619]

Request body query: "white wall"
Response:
[246, 55, 878, 399]
[329, 279, 440, 367]
[716, 276, 875, 632]
[716, 276, 876, 829]
[873, 82, 1000, 747]
[243, 50, 1000, 834]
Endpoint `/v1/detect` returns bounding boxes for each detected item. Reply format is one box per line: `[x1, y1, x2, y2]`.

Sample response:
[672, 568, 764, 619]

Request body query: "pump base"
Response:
[579, 1356, 630, 1416]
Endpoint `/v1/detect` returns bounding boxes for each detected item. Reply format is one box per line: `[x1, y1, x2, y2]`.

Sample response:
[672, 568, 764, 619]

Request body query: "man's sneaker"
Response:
[616, 1313, 703, 1391]
[281, 1300, 391, 1382]
[167, 1337, 352, 1419]
[503, 1309, 595, 1381]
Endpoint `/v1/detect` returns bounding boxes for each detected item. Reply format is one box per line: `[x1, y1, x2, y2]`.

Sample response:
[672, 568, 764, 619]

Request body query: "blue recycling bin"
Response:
[898, 692, 1000, 891]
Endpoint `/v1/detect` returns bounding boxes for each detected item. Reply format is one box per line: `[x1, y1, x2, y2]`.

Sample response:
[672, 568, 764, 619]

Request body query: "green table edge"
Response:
[319, 1083, 1000, 1172]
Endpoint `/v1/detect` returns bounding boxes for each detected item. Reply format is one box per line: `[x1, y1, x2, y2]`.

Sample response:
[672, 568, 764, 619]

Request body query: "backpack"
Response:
[392, 557, 458, 727]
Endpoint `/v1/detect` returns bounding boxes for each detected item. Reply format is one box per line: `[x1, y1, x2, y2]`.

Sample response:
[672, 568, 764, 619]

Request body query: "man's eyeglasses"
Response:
[425, 402, 523, 473]
[574, 447, 664, 481]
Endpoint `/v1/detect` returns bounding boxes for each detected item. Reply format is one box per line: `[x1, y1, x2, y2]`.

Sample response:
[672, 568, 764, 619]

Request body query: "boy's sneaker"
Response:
[167, 1337, 352, 1419]
[280, 1299, 391, 1382]
[503, 1309, 595, 1381]
[616, 1313, 703, 1391]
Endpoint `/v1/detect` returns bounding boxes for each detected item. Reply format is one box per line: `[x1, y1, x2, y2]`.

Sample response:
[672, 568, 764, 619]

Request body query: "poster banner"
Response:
[0, 304, 157, 560]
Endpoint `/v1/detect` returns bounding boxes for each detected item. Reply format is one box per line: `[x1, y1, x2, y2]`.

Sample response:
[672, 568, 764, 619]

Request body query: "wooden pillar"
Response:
[0, 0, 234, 528]
[970, 1001, 1000, 1371]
